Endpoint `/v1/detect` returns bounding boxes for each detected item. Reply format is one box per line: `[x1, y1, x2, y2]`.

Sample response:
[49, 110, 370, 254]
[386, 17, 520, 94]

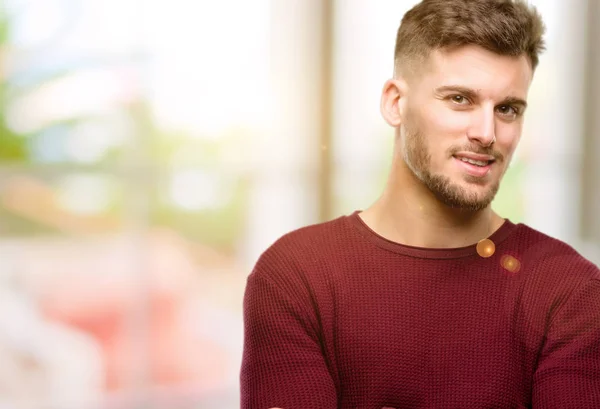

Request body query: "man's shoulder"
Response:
[275, 214, 350, 251]
[251, 213, 354, 280]
[515, 222, 599, 279]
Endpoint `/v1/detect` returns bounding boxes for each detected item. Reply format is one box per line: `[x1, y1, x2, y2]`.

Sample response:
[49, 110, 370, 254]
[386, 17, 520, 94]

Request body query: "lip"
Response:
[453, 152, 496, 162]
[453, 156, 493, 178]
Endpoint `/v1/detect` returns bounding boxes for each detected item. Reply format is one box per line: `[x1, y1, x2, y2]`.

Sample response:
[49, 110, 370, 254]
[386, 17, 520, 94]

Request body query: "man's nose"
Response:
[467, 107, 496, 147]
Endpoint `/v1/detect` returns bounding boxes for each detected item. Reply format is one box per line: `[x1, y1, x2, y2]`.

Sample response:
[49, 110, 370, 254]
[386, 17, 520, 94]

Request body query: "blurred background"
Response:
[0, 0, 598, 408]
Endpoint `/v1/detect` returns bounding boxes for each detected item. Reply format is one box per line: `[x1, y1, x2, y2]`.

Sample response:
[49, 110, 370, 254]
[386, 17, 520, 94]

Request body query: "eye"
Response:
[449, 95, 469, 105]
[497, 105, 520, 118]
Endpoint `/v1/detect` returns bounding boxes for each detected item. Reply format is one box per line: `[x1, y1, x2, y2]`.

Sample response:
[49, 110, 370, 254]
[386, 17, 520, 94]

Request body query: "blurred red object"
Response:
[36, 230, 229, 394]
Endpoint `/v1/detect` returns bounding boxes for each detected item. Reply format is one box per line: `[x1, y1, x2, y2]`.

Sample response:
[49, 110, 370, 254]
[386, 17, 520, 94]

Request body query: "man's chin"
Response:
[420, 172, 499, 211]
[453, 200, 493, 212]
[434, 188, 496, 211]
[440, 199, 491, 212]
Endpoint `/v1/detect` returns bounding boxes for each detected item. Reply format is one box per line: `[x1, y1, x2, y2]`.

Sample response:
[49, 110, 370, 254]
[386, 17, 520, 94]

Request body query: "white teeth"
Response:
[459, 157, 488, 166]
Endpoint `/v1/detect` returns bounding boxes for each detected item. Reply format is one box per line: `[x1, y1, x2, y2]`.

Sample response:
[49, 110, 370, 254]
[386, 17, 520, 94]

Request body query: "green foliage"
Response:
[0, 131, 27, 161]
[0, 4, 29, 163]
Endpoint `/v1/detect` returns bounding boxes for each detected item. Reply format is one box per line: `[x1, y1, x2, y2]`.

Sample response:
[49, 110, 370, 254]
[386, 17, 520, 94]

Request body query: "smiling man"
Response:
[241, 1, 600, 408]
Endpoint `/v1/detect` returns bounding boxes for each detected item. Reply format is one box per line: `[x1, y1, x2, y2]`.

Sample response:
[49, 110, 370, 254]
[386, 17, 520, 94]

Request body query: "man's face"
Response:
[397, 45, 533, 211]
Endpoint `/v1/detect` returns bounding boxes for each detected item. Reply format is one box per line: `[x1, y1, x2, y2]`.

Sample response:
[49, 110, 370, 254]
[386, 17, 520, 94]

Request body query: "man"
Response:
[241, 0, 600, 407]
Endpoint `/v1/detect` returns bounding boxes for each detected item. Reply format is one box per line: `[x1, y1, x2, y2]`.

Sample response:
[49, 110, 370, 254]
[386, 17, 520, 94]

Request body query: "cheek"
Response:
[415, 104, 468, 162]
[496, 124, 523, 151]
[418, 102, 469, 138]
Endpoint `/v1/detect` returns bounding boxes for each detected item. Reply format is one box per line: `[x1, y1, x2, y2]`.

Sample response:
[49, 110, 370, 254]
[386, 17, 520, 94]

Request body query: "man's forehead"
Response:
[421, 46, 533, 94]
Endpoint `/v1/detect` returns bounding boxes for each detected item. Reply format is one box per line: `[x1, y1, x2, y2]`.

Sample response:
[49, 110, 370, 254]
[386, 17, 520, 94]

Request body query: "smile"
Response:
[452, 155, 495, 178]
[457, 157, 490, 167]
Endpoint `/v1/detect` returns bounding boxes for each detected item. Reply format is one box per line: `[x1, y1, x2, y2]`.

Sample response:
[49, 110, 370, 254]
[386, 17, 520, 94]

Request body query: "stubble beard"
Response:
[402, 127, 501, 212]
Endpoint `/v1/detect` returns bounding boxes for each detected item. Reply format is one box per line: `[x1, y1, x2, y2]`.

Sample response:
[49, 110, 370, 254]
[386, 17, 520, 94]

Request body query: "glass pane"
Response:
[0, 171, 124, 236]
[0, 171, 131, 409]
[1, 0, 277, 407]
[0, 0, 140, 166]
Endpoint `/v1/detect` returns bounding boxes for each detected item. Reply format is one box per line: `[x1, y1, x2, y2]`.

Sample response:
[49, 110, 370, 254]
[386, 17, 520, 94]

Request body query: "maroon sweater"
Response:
[241, 211, 600, 408]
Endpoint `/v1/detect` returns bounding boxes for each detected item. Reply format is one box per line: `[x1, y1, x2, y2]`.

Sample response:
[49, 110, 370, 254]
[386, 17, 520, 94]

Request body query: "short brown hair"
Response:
[394, 0, 546, 74]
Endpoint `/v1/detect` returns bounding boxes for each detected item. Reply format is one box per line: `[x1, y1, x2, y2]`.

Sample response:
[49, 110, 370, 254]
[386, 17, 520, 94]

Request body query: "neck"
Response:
[360, 157, 505, 249]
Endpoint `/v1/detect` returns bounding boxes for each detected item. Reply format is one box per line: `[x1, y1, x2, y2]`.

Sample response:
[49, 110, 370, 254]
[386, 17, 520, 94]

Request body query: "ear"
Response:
[380, 78, 407, 127]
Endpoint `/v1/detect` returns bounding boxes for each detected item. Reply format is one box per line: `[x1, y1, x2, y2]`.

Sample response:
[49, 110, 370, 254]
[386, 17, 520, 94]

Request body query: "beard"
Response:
[401, 126, 502, 212]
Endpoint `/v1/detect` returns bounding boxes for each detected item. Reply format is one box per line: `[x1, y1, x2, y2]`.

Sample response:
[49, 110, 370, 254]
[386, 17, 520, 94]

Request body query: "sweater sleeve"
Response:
[240, 269, 337, 409]
[532, 272, 600, 407]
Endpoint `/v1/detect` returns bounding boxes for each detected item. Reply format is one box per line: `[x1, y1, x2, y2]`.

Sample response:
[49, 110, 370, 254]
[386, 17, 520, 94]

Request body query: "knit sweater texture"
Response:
[241, 211, 600, 408]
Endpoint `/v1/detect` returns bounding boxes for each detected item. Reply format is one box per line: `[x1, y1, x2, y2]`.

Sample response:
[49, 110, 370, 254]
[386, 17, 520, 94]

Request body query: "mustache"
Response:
[450, 145, 504, 162]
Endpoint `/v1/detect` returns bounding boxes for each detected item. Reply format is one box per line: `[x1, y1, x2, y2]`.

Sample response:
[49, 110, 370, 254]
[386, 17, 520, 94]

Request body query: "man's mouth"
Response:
[452, 153, 496, 177]
[455, 156, 493, 167]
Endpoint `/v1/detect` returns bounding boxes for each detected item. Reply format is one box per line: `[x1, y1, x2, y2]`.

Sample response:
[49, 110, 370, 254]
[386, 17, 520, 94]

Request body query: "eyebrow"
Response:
[434, 85, 528, 109]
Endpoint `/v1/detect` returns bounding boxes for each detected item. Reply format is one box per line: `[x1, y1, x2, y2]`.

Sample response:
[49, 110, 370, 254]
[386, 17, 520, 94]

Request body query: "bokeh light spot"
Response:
[501, 255, 521, 274]
[476, 238, 495, 258]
